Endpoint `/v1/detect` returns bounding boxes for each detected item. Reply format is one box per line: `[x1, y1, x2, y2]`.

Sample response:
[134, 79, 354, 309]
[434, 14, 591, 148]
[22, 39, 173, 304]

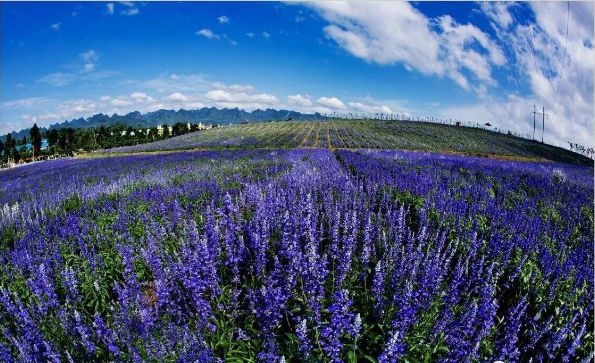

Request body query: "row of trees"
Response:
[1, 122, 208, 166]
[568, 142, 595, 160]
[0, 124, 43, 164]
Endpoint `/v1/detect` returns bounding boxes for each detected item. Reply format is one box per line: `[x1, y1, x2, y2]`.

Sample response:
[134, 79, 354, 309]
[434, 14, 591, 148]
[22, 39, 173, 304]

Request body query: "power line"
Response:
[527, 11, 543, 107]
[552, 1, 570, 109]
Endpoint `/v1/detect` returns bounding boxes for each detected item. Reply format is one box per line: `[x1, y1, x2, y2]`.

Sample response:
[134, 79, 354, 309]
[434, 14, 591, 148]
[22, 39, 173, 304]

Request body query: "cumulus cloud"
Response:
[130, 92, 155, 103]
[167, 92, 188, 102]
[288, 94, 313, 107]
[454, 1, 595, 148]
[206, 89, 278, 107]
[317, 96, 346, 110]
[4, 73, 408, 132]
[348, 102, 393, 114]
[106, 3, 114, 15]
[196, 28, 220, 40]
[51, 22, 61, 31]
[218, 15, 230, 24]
[308, 2, 505, 94]
[139, 73, 212, 94]
[111, 97, 131, 107]
[480, 2, 515, 29]
[306, 2, 592, 148]
[212, 83, 255, 93]
[262, 31, 271, 39]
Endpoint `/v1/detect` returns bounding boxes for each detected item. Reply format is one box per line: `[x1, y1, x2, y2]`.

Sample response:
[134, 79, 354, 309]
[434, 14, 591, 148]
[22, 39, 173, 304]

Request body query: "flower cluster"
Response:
[0, 148, 592, 362]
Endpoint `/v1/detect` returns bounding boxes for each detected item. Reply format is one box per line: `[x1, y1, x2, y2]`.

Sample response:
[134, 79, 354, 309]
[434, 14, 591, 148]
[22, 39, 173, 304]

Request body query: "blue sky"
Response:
[2, 1, 593, 148]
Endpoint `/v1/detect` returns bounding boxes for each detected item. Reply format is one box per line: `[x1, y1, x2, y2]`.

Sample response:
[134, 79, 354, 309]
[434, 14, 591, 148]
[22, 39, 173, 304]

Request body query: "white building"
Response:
[156, 124, 173, 136]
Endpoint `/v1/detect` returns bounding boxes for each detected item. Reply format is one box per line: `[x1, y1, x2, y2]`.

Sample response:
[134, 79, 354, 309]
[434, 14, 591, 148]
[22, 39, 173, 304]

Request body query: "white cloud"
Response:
[121, 8, 139, 16]
[105, 2, 139, 16]
[437, 15, 505, 90]
[80, 50, 98, 62]
[196, 28, 220, 40]
[138, 73, 212, 94]
[308, 2, 504, 95]
[3, 97, 50, 110]
[51, 22, 61, 31]
[37, 72, 76, 87]
[167, 92, 188, 102]
[80, 50, 99, 73]
[317, 96, 346, 110]
[212, 83, 255, 93]
[130, 92, 155, 103]
[111, 97, 131, 107]
[218, 15, 230, 24]
[466, 1, 595, 148]
[480, 2, 515, 29]
[4, 74, 406, 133]
[120, 1, 140, 16]
[288, 94, 313, 107]
[246, 32, 255, 38]
[348, 101, 393, 114]
[262, 31, 271, 39]
[206, 89, 278, 105]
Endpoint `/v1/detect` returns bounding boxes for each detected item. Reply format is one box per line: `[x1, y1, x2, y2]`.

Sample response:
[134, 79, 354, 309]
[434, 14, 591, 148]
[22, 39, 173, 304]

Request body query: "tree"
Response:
[4, 134, 13, 161]
[66, 128, 76, 147]
[58, 129, 69, 151]
[0, 139, 4, 158]
[96, 126, 109, 147]
[30, 123, 42, 158]
[78, 130, 96, 151]
[148, 127, 158, 140]
[48, 129, 58, 146]
[172, 122, 186, 136]
[12, 144, 20, 163]
[162, 124, 171, 137]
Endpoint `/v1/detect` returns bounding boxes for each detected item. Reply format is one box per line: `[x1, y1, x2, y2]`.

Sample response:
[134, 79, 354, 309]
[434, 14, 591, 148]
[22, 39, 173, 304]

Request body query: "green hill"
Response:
[104, 120, 592, 166]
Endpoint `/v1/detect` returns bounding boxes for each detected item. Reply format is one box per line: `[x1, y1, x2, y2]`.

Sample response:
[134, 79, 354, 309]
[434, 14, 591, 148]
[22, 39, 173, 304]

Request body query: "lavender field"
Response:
[0, 149, 592, 362]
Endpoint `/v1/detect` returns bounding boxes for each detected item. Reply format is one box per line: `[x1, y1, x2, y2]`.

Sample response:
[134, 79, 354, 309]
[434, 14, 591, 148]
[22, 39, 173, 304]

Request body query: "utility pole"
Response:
[533, 105, 536, 140]
[532, 106, 548, 143]
[542, 106, 546, 143]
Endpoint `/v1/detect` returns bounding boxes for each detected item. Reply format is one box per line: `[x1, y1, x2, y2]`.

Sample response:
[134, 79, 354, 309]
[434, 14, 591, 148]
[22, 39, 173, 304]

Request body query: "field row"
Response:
[105, 120, 591, 165]
[0, 149, 592, 361]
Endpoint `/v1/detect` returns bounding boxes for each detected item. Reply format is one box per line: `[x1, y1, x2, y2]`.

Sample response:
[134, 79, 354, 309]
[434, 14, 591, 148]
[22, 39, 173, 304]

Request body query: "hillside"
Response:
[103, 120, 592, 166]
[1, 107, 320, 142]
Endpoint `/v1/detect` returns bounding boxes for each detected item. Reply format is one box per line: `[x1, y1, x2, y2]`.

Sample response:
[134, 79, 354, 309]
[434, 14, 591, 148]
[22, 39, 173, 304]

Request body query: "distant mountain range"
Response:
[1, 107, 322, 142]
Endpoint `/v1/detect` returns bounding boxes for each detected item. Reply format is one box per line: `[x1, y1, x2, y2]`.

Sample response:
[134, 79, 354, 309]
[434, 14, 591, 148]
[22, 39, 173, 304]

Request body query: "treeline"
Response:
[1, 122, 210, 166]
[568, 142, 595, 160]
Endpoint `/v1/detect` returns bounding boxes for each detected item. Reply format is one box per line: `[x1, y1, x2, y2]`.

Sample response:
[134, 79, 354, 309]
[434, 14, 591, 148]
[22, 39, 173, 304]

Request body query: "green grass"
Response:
[105, 120, 592, 166]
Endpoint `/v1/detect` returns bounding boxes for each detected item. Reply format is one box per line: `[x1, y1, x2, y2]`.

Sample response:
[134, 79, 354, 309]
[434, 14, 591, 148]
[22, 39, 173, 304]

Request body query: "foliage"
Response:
[0, 148, 592, 362]
[106, 120, 592, 166]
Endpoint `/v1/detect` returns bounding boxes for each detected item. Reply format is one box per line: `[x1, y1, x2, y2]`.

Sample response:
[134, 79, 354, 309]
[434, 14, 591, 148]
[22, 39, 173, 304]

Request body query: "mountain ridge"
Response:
[1, 107, 322, 142]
